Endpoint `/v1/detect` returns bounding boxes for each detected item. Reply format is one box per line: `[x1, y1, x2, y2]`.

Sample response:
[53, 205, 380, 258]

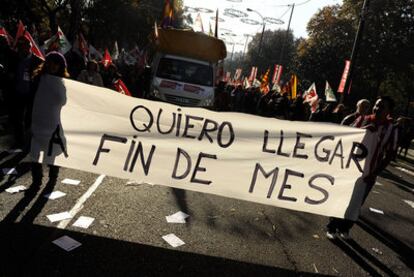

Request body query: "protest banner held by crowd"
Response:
[0, 0, 413, 247]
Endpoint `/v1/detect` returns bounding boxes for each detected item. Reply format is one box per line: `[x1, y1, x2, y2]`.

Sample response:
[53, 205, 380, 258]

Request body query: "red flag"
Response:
[78, 33, 89, 56]
[161, 0, 174, 28]
[271, 64, 283, 84]
[233, 68, 242, 81]
[14, 21, 44, 60]
[73, 32, 89, 61]
[248, 66, 258, 82]
[14, 20, 25, 47]
[337, 60, 350, 93]
[224, 71, 231, 83]
[25, 32, 44, 60]
[216, 62, 224, 84]
[114, 79, 132, 96]
[102, 48, 112, 68]
[0, 25, 13, 46]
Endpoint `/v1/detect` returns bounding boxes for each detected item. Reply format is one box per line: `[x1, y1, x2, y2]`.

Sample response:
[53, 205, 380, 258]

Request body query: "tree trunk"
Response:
[68, 0, 82, 41]
[48, 12, 58, 33]
[372, 76, 382, 99]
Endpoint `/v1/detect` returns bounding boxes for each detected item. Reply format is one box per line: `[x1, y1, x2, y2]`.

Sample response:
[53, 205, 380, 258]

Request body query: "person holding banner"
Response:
[326, 96, 397, 239]
[9, 36, 43, 148]
[341, 99, 370, 126]
[29, 51, 69, 193]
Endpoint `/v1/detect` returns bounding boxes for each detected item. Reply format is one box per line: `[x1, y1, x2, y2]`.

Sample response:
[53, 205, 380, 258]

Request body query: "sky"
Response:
[183, 0, 343, 52]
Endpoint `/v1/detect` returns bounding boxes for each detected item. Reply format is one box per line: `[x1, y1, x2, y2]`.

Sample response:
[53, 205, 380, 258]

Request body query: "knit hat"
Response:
[45, 51, 67, 69]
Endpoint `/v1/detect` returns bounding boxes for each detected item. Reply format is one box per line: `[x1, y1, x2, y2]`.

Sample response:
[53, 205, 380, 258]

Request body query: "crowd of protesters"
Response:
[1, 33, 413, 157]
[215, 83, 414, 158]
[0, 35, 148, 148]
[214, 82, 413, 239]
[1, 28, 414, 241]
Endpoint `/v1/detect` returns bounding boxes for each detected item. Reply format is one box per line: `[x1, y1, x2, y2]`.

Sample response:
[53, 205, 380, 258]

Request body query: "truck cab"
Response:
[149, 28, 226, 108]
[150, 53, 215, 107]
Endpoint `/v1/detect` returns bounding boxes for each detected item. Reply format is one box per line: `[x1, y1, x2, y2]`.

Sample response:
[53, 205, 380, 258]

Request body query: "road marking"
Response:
[57, 174, 105, 229]
[403, 200, 414, 208]
[312, 263, 319, 273]
[395, 167, 414, 177]
[396, 161, 414, 171]
[375, 182, 383, 186]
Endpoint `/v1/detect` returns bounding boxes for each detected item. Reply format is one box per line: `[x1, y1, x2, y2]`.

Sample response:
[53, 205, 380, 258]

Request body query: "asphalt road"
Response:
[0, 128, 413, 276]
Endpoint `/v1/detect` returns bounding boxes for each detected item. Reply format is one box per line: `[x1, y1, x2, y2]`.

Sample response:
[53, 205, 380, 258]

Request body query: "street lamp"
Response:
[222, 33, 236, 62]
[246, 8, 266, 57]
[242, 33, 253, 63]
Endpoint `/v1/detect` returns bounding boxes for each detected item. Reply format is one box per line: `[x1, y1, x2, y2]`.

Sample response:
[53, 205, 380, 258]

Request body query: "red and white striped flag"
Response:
[303, 83, 319, 113]
[248, 66, 258, 82]
[271, 64, 283, 84]
[114, 79, 132, 96]
[337, 60, 350, 93]
[233, 68, 242, 81]
[14, 20, 45, 60]
[102, 48, 112, 68]
[0, 25, 13, 46]
[224, 71, 231, 83]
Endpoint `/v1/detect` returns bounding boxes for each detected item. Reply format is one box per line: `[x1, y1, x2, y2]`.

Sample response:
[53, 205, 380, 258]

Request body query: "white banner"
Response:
[31, 75, 372, 219]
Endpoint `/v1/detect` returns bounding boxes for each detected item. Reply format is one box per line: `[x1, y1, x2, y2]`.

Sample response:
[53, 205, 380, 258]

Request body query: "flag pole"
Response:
[340, 0, 371, 104]
[278, 4, 295, 66]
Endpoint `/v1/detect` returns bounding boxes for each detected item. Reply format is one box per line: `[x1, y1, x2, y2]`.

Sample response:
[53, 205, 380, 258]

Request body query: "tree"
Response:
[296, 5, 355, 94]
[243, 29, 297, 83]
[297, 0, 414, 114]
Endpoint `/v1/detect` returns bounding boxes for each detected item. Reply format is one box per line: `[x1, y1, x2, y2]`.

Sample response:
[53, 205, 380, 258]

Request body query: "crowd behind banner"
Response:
[0, 21, 151, 148]
[214, 80, 413, 157]
[1, 17, 414, 239]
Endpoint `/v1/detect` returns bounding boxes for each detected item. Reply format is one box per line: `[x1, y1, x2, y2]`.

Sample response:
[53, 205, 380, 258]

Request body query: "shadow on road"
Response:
[0, 151, 31, 193]
[0, 223, 323, 277]
[380, 169, 414, 193]
[171, 188, 190, 215]
[1, 173, 57, 224]
[398, 154, 414, 165]
[358, 217, 414, 271]
[329, 238, 395, 277]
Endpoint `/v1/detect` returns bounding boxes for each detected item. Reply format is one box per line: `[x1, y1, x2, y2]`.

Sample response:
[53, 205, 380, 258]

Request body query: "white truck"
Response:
[149, 28, 226, 108]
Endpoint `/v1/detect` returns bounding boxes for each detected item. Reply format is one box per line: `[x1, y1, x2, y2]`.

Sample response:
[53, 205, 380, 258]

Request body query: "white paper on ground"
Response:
[162, 234, 185, 248]
[369, 208, 384, 214]
[2, 168, 17, 175]
[72, 216, 95, 229]
[47, 211, 73, 222]
[165, 211, 190, 223]
[52, 235, 81, 251]
[403, 200, 414, 208]
[5, 185, 27, 194]
[126, 180, 142, 185]
[61, 178, 81, 185]
[166, 215, 186, 223]
[44, 191, 66, 200]
[7, 149, 23, 154]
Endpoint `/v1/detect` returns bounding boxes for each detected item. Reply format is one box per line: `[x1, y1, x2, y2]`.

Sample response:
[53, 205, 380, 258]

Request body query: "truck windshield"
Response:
[156, 57, 213, 87]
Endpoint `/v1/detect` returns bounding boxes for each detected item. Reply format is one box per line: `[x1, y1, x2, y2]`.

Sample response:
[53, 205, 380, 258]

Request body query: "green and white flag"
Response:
[42, 26, 71, 54]
[325, 81, 337, 102]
